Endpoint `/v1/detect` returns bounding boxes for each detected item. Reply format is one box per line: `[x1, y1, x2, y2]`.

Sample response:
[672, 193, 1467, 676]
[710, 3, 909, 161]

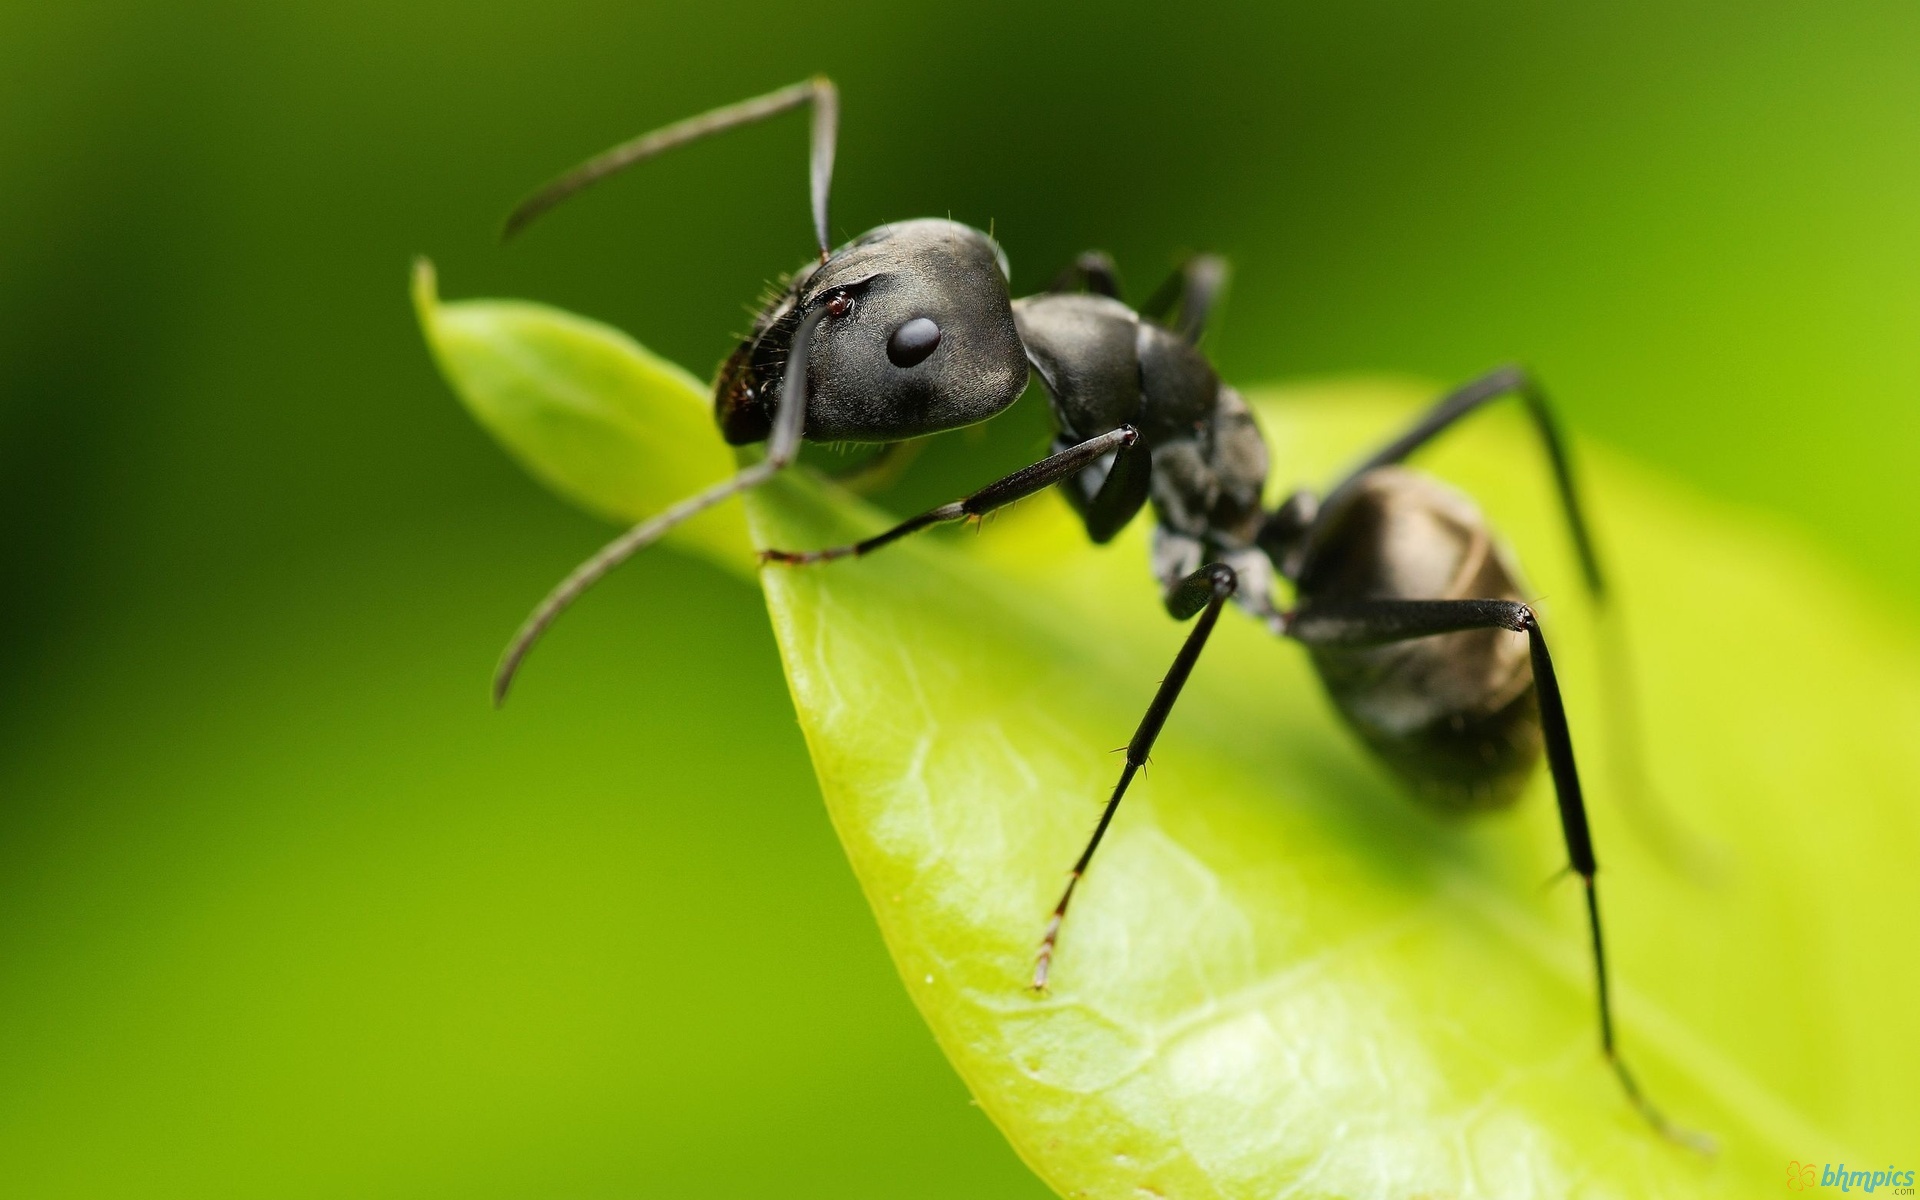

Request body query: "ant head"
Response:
[716, 219, 1029, 444]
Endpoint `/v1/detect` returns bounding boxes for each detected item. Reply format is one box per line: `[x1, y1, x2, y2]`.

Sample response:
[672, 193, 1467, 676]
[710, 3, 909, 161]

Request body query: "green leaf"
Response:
[412, 258, 754, 573]
[417, 282, 1920, 1198]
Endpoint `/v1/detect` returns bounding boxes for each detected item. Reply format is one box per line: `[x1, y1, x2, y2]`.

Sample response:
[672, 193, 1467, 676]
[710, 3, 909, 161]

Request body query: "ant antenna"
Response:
[491, 307, 826, 706]
[502, 76, 839, 260]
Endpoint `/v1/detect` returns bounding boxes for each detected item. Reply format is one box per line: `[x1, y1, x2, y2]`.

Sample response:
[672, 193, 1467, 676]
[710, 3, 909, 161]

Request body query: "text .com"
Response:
[1789, 1161, 1918, 1194]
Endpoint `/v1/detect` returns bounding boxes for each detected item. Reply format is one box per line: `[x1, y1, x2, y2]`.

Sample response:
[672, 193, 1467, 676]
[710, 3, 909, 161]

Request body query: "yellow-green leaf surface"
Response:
[417, 279, 1920, 1198]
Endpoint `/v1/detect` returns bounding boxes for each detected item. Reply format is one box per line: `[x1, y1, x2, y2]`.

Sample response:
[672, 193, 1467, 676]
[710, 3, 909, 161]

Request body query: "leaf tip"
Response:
[410, 256, 439, 327]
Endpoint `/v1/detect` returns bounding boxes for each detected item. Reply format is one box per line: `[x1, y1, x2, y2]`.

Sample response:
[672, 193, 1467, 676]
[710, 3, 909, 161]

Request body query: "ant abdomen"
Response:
[1297, 466, 1542, 811]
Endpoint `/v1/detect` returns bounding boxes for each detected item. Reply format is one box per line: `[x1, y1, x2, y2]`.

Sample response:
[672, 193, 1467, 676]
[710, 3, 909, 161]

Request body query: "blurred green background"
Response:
[2, 1, 1916, 1196]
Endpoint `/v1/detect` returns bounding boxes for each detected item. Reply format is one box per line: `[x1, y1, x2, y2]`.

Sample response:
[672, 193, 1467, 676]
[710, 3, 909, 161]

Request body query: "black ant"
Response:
[492, 77, 1709, 1152]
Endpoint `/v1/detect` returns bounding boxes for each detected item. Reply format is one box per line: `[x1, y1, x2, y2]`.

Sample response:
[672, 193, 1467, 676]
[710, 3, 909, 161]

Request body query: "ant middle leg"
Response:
[1284, 597, 1713, 1152]
[1155, 526, 1284, 631]
[1034, 561, 1238, 990]
[761, 425, 1148, 564]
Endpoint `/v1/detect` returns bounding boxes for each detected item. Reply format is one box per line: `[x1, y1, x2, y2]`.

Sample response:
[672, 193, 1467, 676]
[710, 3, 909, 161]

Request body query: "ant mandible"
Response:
[492, 77, 1709, 1151]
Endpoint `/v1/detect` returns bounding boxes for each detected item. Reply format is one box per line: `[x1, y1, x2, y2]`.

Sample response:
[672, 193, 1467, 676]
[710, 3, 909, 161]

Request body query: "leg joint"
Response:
[1165, 561, 1237, 620]
[1488, 361, 1533, 391]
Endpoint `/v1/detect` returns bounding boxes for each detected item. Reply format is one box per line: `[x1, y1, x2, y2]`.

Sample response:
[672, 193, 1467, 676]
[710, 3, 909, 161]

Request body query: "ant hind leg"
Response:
[1285, 596, 1715, 1152]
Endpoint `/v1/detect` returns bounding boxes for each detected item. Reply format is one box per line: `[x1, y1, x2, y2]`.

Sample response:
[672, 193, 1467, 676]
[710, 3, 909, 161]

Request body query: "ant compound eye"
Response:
[826, 290, 854, 318]
[886, 317, 942, 367]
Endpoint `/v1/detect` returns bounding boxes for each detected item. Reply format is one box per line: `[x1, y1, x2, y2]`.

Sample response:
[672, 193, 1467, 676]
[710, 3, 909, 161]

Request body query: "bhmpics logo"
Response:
[1787, 1160, 1917, 1194]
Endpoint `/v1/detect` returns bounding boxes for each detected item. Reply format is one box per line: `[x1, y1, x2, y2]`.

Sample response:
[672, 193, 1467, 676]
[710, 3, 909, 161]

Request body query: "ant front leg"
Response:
[1047, 250, 1229, 345]
[761, 425, 1144, 564]
[1285, 597, 1714, 1153]
[1049, 251, 1124, 298]
[1034, 560, 1237, 990]
[1055, 425, 1154, 544]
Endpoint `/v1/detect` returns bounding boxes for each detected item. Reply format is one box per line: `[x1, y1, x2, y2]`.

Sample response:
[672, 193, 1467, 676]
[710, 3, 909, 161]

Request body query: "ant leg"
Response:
[1285, 598, 1713, 1152]
[1317, 370, 1718, 876]
[492, 309, 827, 705]
[1035, 562, 1238, 990]
[1140, 254, 1230, 344]
[1320, 365, 1603, 597]
[1057, 428, 1154, 544]
[761, 426, 1144, 565]
[1048, 251, 1231, 343]
[1049, 251, 1124, 298]
[505, 76, 838, 259]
